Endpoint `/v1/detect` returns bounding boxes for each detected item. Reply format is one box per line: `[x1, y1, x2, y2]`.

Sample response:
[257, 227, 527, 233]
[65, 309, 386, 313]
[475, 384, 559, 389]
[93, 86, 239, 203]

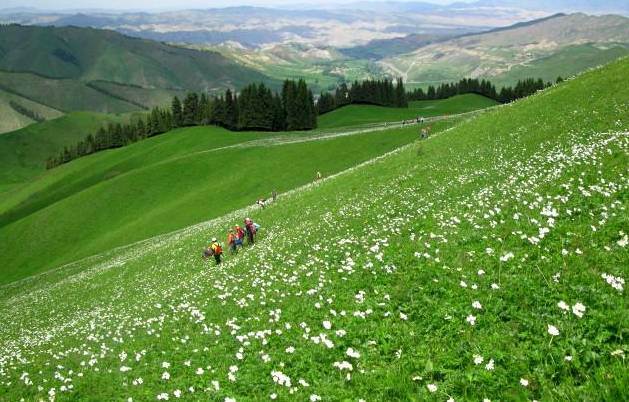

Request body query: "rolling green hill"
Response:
[318, 94, 498, 129]
[0, 87, 63, 134]
[0, 111, 143, 194]
[0, 24, 273, 125]
[0, 121, 466, 284]
[0, 24, 271, 91]
[0, 57, 626, 401]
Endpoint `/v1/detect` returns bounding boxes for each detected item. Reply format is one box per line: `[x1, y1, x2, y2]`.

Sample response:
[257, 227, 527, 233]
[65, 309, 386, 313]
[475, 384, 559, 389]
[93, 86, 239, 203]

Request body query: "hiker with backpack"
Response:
[235, 224, 245, 248]
[210, 237, 223, 265]
[227, 229, 238, 254]
[244, 218, 257, 245]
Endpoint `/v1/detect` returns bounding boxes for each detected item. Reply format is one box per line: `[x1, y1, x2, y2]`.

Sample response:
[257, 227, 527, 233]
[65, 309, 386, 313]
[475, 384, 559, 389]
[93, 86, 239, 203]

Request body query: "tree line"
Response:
[46, 79, 316, 169]
[407, 76, 563, 104]
[317, 78, 407, 115]
[9, 101, 45, 122]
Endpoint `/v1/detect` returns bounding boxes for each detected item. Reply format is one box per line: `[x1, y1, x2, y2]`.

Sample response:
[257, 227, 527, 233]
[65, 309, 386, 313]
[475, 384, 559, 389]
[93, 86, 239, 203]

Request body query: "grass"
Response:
[0, 70, 143, 114]
[0, 57, 626, 401]
[318, 94, 498, 129]
[493, 43, 629, 86]
[0, 111, 143, 195]
[0, 88, 63, 134]
[0, 120, 464, 284]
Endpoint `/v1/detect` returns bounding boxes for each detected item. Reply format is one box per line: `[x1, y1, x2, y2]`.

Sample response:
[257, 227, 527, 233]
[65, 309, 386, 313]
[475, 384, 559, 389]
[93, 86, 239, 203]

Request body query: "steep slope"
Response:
[0, 123, 440, 284]
[382, 13, 629, 84]
[0, 24, 271, 90]
[0, 57, 626, 401]
[0, 25, 273, 115]
[0, 88, 63, 134]
[0, 111, 143, 194]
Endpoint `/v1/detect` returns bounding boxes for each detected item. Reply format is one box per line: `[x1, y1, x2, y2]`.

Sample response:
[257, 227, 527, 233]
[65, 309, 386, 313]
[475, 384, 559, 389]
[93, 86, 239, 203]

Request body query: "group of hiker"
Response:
[402, 116, 426, 126]
[203, 218, 260, 265]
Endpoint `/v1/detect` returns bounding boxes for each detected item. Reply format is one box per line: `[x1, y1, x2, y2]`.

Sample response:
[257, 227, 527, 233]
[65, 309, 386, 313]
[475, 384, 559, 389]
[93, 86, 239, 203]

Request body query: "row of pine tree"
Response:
[317, 78, 407, 114]
[45, 75, 560, 169]
[407, 77, 562, 103]
[46, 79, 317, 169]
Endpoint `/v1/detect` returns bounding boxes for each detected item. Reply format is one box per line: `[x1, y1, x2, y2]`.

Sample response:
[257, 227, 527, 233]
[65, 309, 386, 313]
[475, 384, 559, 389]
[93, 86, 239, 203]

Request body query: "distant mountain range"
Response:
[378, 13, 629, 85]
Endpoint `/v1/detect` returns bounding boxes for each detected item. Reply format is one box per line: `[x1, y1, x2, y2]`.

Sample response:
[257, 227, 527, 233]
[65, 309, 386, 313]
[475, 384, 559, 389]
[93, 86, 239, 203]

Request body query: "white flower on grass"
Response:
[564, 355, 573, 361]
[173, 390, 182, 398]
[491, 283, 500, 290]
[460, 281, 468, 288]
[473, 354, 484, 365]
[472, 301, 482, 310]
[310, 395, 322, 401]
[161, 371, 170, 380]
[447, 398, 455, 402]
[322, 320, 332, 330]
[196, 367, 204, 375]
[225, 398, 236, 402]
[161, 362, 170, 368]
[572, 302, 586, 318]
[520, 378, 529, 387]
[271, 371, 292, 387]
[399, 312, 408, 320]
[557, 301, 569, 311]
[211, 380, 220, 391]
[617, 233, 628, 247]
[120, 366, 131, 372]
[157, 393, 169, 400]
[466, 315, 476, 325]
[270, 393, 277, 400]
[477, 269, 485, 276]
[426, 383, 437, 393]
[346, 347, 361, 359]
[285, 346, 295, 354]
[333, 361, 353, 371]
[611, 349, 625, 358]
[485, 359, 495, 371]
[547, 324, 560, 336]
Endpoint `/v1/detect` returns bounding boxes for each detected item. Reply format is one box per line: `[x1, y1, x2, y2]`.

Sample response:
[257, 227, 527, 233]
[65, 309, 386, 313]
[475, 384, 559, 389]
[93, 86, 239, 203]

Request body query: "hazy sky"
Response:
[2, 0, 469, 11]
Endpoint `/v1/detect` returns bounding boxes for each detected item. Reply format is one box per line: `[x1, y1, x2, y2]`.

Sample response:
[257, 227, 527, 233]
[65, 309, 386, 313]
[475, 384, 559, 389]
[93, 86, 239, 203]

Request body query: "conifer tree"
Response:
[171, 96, 183, 128]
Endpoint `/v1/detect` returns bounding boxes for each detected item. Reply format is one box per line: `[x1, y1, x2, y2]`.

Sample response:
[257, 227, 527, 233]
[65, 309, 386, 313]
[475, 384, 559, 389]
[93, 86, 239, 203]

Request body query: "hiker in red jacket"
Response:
[234, 225, 245, 250]
[244, 218, 256, 245]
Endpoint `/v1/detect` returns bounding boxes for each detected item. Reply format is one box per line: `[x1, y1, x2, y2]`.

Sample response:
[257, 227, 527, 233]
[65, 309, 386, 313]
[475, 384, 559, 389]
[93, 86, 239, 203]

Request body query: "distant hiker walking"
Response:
[210, 237, 223, 265]
[272, 190, 277, 202]
[244, 218, 257, 245]
[235, 225, 245, 249]
[315, 171, 322, 182]
[227, 229, 237, 254]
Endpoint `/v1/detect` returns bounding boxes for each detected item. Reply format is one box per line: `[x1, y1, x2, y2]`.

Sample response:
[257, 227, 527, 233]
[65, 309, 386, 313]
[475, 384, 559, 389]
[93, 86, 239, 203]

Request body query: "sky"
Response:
[1, 0, 471, 12]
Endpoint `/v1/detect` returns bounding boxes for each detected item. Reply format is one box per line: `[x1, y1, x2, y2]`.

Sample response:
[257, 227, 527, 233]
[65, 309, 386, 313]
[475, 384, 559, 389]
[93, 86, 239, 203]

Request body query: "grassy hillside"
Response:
[0, 111, 143, 194]
[0, 24, 273, 113]
[0, 121, 467, 284]
[493, 43, 629, 86]
[318, 94, 498, 129]
[0, 88, 63, 134]
[0, 70, 144, 113]
[0, 57, 626, 401]
[0, 24, 271, 90]
[381, 13, 629, 84]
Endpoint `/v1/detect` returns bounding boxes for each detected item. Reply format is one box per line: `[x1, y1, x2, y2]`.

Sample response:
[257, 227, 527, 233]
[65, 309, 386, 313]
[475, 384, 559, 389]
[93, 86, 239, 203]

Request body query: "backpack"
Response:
[213, 242, 223, 255]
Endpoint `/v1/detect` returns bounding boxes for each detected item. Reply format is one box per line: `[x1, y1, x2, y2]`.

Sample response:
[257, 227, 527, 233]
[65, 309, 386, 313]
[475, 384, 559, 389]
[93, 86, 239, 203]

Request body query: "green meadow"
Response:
[0, 57, 626, 401]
